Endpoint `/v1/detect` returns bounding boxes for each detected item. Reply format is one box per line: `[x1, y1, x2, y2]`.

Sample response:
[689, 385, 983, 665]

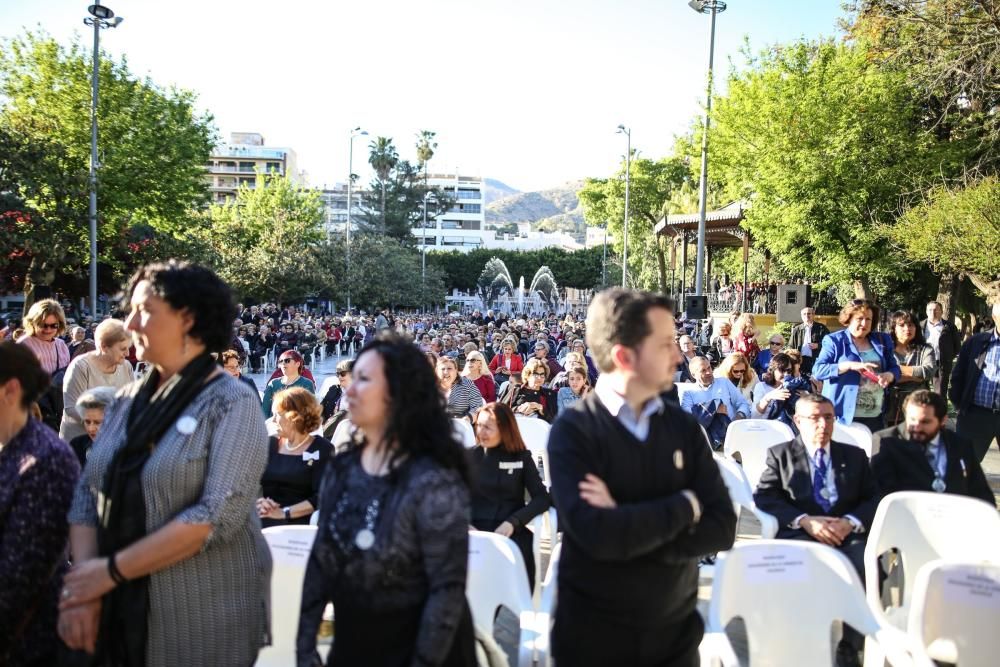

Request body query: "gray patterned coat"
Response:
[69, 373, 272, 667]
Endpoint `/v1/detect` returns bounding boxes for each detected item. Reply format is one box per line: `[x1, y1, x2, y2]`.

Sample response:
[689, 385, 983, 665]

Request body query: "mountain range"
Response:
[483, 179, 587, 238]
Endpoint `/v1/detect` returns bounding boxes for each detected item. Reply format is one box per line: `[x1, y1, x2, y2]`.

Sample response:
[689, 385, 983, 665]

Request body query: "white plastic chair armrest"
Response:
[871, 622, 935, 667]
[753, 507, 779, 539]
[699, 630, 739, 667]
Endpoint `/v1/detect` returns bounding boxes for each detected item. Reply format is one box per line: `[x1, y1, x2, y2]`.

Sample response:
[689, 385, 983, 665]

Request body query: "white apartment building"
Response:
[319, 183, 369, 238]
[206, 132, 301, 204]
[414, 173, 487, 251]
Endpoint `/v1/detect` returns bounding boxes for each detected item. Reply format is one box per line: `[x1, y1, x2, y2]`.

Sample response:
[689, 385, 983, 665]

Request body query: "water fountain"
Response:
[529, 266, 559, 313]
[476, 257, 514, 311]
[517, 276, 525, 314]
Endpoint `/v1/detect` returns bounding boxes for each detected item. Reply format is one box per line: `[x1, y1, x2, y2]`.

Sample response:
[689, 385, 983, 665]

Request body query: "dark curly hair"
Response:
[357, 332, 469, 484]
[124, 260, 236, 353]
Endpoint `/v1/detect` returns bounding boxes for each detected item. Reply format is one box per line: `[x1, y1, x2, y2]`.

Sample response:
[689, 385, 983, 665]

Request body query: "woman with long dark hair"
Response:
[297, 334, 475, 667]
[886, 310, 937, 427]
[59, 261, 270, 667]
[470, 402, 550, 588]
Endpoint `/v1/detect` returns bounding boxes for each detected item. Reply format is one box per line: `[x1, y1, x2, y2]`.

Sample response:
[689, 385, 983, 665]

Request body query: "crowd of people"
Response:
[0, 260, 998, 667]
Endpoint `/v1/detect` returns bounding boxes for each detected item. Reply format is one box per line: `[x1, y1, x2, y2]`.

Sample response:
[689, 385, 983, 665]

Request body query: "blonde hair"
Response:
[522, 357, 549, 380]
[716, 352, 757, 389]
[734, 313, 757, 337]
[462, 350, 492, 378]
[95, 318, 129, 351]
[273, 386, 322, 434]
[23, 299, 67, 337]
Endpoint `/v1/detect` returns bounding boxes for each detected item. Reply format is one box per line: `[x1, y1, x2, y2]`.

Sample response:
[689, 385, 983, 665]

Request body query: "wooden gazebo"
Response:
[654, 201, 751, 298]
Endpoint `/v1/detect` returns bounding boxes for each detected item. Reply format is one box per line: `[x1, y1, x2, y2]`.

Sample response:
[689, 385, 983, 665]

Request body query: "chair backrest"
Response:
[452, 418, 477, 449]
[722, 420, 795, 488]
[466, 531, 536, 667]
[713, 453, 778, 538]
[834, 421, 873, 457]
[908, 560, 1000, 667]
[708, 540, 881, 667]
[256, 526, 318, 667]
[331, 419, 355, 453]
[675, 381, 697, 403]
[864, 492, 1000, 626]
[515, 415, 551, 487]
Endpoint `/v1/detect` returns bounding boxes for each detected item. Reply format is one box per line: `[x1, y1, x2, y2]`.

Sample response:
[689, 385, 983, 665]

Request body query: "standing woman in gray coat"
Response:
[886, 310, 937, 427]
[58, 261, 271, 667]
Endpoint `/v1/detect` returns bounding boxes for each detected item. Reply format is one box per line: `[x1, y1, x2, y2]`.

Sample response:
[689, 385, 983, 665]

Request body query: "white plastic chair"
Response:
[706, 540, 920, 667]
[535, 540, 561, 667]
[713, 453, 778, 539]
[835, 421, 873, 457]
[255, 526, 319, 667]
[722, 420, 795, 489]
[331, 418, 356, 454]
[452, 418, 477, 449]
[864, 492, 1000, 633]
[515, 415, 551, 488]
[466, 531, 542, 667]
[907, 559, 1000, 667]
[529, 507, 560, 593]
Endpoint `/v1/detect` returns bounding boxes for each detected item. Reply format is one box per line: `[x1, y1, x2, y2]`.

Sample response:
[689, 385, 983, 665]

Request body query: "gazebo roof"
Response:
[654, 201, 748, 247]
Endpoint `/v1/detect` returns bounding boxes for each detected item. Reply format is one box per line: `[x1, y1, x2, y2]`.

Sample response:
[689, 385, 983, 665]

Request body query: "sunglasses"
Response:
[40, 322, 60, 330]
[336, 370, 350, 377]
[769, 341, 782, 346]
[732, 369, 746, 375]
[278, 358, 296, 365]
[531, 371, 547, 377]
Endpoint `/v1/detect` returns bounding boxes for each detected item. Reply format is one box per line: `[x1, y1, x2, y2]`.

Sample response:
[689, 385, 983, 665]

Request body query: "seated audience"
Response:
[872, 390, 994, 505]
[681, 355, 751, 448]
[470, 402, 550, 588]
[68, 386, 117, 467]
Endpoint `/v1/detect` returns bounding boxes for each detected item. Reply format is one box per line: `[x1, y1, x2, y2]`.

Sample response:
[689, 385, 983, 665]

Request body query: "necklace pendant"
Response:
[355, 528, 375, 550]
[932, 477, 946, 493]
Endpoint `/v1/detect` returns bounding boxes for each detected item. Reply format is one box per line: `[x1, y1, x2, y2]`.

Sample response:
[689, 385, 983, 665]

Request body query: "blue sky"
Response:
[2, 1, 846, 192]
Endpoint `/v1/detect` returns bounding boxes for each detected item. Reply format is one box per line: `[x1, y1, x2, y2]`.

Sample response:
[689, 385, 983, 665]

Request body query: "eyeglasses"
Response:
[278, 358, 296, 365]
[39, 322, 60, 330]
[336, 370, 350, 376]
[769, 341, 782, 346]
[531, 371, 547, 377]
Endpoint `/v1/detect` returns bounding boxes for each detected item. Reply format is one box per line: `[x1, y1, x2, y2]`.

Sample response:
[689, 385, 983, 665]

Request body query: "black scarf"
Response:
[96, 353, 219, 667]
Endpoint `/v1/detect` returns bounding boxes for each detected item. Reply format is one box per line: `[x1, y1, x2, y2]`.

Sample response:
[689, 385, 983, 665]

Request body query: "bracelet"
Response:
[108, 553, 128, 585]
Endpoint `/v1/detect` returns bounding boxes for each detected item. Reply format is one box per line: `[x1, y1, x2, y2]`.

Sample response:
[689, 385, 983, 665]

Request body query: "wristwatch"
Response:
[283, 507, 292, 522]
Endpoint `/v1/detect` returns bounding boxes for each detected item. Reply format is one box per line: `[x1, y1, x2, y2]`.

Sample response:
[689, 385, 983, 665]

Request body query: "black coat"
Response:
[919, 317, 963, 368]
[469, 447, 550, 530]
[789, 321, 830, 353]
[872, 425, 995, 505]
[754, 437, 879, 538]
[949, 331, 998, 412]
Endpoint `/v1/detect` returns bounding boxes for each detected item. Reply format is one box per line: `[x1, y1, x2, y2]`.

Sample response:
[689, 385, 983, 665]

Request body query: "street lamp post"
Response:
[602, 222, 608, 287]
[83, 4, 123, 319]
[346, 127, 367, 312]
[689, 0, 726, 297]
[616, 124, 631, 288]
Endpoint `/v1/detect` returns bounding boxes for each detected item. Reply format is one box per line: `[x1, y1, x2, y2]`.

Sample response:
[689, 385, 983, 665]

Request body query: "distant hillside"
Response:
[485, 180, 586, 238]
[483, 178, 520, 205]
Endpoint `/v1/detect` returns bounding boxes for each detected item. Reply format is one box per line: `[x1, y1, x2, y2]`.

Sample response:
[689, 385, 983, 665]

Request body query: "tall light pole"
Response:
[690, 0, 726, 296]
[83, 4, 123, 318]
[602, 222, 608, 286]
[346, 127, 367, 312]
[616, 124, 631, 288]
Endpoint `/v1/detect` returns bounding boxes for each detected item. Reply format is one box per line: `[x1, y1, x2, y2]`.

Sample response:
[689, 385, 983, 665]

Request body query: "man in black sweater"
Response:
[549, 288, 737, 667]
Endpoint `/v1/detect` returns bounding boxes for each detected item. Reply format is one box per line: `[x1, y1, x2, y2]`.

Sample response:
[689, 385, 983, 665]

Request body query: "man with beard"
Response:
[872, 390, 994, 505]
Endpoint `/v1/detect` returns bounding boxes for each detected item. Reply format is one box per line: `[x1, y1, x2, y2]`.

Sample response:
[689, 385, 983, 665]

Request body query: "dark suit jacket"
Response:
[754, 437, 879, 539]
[949, 331, 998, 412]
[872, 425, 995, 506]
[919, 318, 962, 368]
[789, 321, 830, 354]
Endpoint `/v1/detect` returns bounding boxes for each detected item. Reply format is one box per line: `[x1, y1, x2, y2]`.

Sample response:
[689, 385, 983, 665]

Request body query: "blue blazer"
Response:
[812, 329, 901, 424]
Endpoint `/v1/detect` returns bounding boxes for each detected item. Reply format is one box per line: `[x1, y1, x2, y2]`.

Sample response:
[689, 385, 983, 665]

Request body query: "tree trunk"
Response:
[655, 236, 667, 294]
[967, 273, 1000, 305]
[22, 254, 56, 318]
[934, 272, 960, 320]
[380, 182, 387, 235]
[852, 276, 873, 300]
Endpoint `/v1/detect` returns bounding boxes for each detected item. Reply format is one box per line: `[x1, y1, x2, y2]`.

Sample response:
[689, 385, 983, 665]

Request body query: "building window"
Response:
[456, 188, 480, 200]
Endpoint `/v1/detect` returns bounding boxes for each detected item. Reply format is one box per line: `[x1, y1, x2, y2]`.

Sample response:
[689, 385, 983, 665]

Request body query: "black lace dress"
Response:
[297, 451, 475, 667]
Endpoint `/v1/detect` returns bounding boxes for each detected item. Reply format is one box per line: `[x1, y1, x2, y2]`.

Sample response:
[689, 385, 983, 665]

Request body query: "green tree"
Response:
[0, 32, 215, 308]
[359, 159, 453, 243]
[200, 173, 328, 305]
[326, 235, 446, 309]
[710, 39, 942, 297]
[415, 130, 437, 180]
[578, 156, 690, 291]
[890, 176, 1000, 304]
[368, 136, 399, 232]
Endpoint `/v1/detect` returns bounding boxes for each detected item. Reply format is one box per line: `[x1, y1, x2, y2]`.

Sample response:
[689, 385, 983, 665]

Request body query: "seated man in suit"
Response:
[872, 389, 994, 506]
[754, 393, 879, 666]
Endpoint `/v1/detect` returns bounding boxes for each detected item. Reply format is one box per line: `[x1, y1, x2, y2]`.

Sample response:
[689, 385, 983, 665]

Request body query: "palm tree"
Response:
[415, 130, 437, 184]
[368, 136, 398, 233]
